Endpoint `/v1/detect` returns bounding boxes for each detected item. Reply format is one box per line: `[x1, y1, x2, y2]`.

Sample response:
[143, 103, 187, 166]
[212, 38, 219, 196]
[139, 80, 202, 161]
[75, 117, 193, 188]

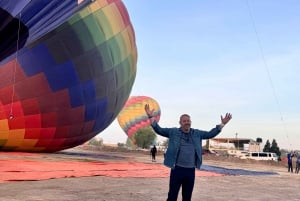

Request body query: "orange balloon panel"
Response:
[117, 96, 161, 139]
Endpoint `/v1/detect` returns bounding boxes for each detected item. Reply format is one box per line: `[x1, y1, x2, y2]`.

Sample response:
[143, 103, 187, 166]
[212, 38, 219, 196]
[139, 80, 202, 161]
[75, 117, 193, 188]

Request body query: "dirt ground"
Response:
[0, 146, 300, 201]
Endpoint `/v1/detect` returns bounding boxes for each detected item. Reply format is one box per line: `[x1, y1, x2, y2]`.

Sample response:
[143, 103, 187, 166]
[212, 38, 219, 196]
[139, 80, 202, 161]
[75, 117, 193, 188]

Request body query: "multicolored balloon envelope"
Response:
[117, 96, 161, 143]
[0, 0, 137, 152]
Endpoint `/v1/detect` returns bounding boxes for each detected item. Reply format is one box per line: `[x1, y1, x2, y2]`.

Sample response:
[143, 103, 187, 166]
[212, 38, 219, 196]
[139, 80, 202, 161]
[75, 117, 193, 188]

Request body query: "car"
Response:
[240, 152, 278, 161]
[202, 149, 218, 156]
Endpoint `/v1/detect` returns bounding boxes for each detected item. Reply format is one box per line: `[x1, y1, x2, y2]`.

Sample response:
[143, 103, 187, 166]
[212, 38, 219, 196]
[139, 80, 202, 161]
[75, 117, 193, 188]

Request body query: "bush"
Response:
[88, 138, 103, 147]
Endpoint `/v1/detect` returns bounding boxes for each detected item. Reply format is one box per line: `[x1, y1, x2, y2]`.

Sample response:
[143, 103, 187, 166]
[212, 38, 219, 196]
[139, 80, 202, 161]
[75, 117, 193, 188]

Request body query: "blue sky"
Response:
[99, 0, 300, 150]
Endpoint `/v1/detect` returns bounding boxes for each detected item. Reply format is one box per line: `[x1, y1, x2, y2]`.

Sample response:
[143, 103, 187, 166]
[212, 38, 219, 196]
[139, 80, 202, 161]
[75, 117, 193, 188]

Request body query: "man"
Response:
[150, 145, 157, 162]
[287, 151, 294, 173]
[145, 104, 232, 201]
[296, 154, 300, 174]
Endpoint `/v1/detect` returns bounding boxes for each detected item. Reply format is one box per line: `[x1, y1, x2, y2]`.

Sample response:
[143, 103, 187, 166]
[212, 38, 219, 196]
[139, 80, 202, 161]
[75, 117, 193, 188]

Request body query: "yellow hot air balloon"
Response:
[117, 96, 161, 143]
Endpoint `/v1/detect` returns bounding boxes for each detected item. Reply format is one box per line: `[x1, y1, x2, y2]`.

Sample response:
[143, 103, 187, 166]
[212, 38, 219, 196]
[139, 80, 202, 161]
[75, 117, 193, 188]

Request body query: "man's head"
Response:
[179, 114, 191, 133]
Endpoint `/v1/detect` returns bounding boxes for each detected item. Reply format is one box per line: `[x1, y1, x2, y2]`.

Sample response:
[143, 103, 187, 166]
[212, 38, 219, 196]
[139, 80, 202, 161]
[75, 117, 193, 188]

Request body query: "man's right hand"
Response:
[144, 104, 154, 117]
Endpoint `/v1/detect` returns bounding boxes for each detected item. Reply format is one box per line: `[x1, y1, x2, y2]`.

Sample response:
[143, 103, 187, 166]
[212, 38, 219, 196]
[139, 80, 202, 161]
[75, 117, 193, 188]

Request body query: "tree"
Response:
[256, 137, 262, 143]
[270, 139, 281, 160]
[117, 142, 126, 148]
[263, 140, 271, 152]
[134, 127, 156, 149]
[263, 138, 281, 161]
[162, 139, 169, 148]
[88, 137, 103, 147]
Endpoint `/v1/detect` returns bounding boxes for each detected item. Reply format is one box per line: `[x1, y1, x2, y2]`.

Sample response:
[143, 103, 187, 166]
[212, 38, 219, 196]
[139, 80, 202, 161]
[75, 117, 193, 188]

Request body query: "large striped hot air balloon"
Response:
[0, 0, 137, 152]
[117, 96, 161, 144]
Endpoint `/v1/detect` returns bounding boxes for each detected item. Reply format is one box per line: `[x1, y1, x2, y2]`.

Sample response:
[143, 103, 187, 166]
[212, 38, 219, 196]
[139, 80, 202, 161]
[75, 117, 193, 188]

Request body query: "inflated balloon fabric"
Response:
[0, 0, 137, 152]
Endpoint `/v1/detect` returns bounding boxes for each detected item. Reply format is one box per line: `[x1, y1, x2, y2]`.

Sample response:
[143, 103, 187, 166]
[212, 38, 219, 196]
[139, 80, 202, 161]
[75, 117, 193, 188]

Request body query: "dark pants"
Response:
[295, 163, 300, 174]
[167, 166, 195, 201]
[288, 162, 293, 173]
[151, 153, 156, 161]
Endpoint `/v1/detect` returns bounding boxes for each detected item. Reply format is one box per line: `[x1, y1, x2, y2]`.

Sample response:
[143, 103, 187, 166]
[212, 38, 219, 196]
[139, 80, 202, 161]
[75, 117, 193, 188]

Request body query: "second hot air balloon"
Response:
[117, 96, 161, 144]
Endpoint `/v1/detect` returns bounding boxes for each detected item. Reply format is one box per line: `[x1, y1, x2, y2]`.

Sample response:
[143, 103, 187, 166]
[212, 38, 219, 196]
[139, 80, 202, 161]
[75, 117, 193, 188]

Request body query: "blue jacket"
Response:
[151, 121, 222, 169]
[287, 153, 294, 163]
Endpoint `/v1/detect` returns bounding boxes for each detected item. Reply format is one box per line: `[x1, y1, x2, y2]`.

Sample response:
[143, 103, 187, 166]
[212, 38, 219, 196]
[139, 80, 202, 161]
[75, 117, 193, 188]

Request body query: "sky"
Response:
[99, 0, 300, 150]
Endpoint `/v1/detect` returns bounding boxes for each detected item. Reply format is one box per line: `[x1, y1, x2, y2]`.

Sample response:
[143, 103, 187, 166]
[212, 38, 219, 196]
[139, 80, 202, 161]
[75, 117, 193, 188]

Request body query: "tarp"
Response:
[0, 152, 224, 183]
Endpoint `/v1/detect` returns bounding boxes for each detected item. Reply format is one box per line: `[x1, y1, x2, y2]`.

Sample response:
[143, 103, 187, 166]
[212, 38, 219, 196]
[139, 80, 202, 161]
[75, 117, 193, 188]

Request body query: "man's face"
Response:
[179, 115, 191, 133]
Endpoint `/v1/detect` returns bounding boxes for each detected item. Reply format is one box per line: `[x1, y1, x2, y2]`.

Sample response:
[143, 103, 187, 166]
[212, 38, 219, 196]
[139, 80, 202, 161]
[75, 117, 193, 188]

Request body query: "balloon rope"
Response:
[9, 13, 22, 120]
[246, 0, 292, 149]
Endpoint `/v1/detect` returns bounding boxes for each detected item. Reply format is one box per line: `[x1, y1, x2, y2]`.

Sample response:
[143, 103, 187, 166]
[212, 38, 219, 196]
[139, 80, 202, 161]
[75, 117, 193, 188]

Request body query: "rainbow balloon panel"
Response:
[0, 0, 137, 152]
[117, 96, 161, 142]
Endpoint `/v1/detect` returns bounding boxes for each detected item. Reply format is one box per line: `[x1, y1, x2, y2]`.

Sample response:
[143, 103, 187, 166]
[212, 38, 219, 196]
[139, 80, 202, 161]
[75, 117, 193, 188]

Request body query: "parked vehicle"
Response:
[240, 152, 278, 161]
[202, 149, 219, 156]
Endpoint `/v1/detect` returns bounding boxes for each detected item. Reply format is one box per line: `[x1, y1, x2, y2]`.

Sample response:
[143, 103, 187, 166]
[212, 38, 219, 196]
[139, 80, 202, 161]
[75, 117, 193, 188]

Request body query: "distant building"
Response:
[205, 138, 261, 157]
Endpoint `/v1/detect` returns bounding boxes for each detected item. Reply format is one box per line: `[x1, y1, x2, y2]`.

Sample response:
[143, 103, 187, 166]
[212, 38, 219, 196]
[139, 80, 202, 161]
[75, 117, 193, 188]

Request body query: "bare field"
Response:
[0, 147, 299, 201]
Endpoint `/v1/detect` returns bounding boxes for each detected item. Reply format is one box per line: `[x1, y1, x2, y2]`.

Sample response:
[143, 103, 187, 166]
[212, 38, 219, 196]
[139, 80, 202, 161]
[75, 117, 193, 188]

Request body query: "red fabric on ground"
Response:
[0, 152, 224, 183]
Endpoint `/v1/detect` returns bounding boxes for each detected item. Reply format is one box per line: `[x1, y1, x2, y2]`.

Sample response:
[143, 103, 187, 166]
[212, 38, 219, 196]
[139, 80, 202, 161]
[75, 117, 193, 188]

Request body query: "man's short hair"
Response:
[180, 114, 190, 120]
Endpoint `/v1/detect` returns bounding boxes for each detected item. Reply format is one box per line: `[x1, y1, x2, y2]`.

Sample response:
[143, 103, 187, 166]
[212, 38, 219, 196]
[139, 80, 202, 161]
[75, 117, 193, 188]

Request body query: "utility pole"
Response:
[235, 133, 239, 150]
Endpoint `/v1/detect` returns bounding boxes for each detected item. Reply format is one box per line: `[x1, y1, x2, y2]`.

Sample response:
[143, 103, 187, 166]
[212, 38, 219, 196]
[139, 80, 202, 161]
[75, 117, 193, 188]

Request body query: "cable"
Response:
[246, 0, 292, 149]
[9, 12, 22, 120]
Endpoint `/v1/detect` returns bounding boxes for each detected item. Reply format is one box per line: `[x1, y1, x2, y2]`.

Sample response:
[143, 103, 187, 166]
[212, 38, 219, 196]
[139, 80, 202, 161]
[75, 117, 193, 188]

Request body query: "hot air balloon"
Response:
[0, 0, 137, 152]
[117, 96, 161, 144]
